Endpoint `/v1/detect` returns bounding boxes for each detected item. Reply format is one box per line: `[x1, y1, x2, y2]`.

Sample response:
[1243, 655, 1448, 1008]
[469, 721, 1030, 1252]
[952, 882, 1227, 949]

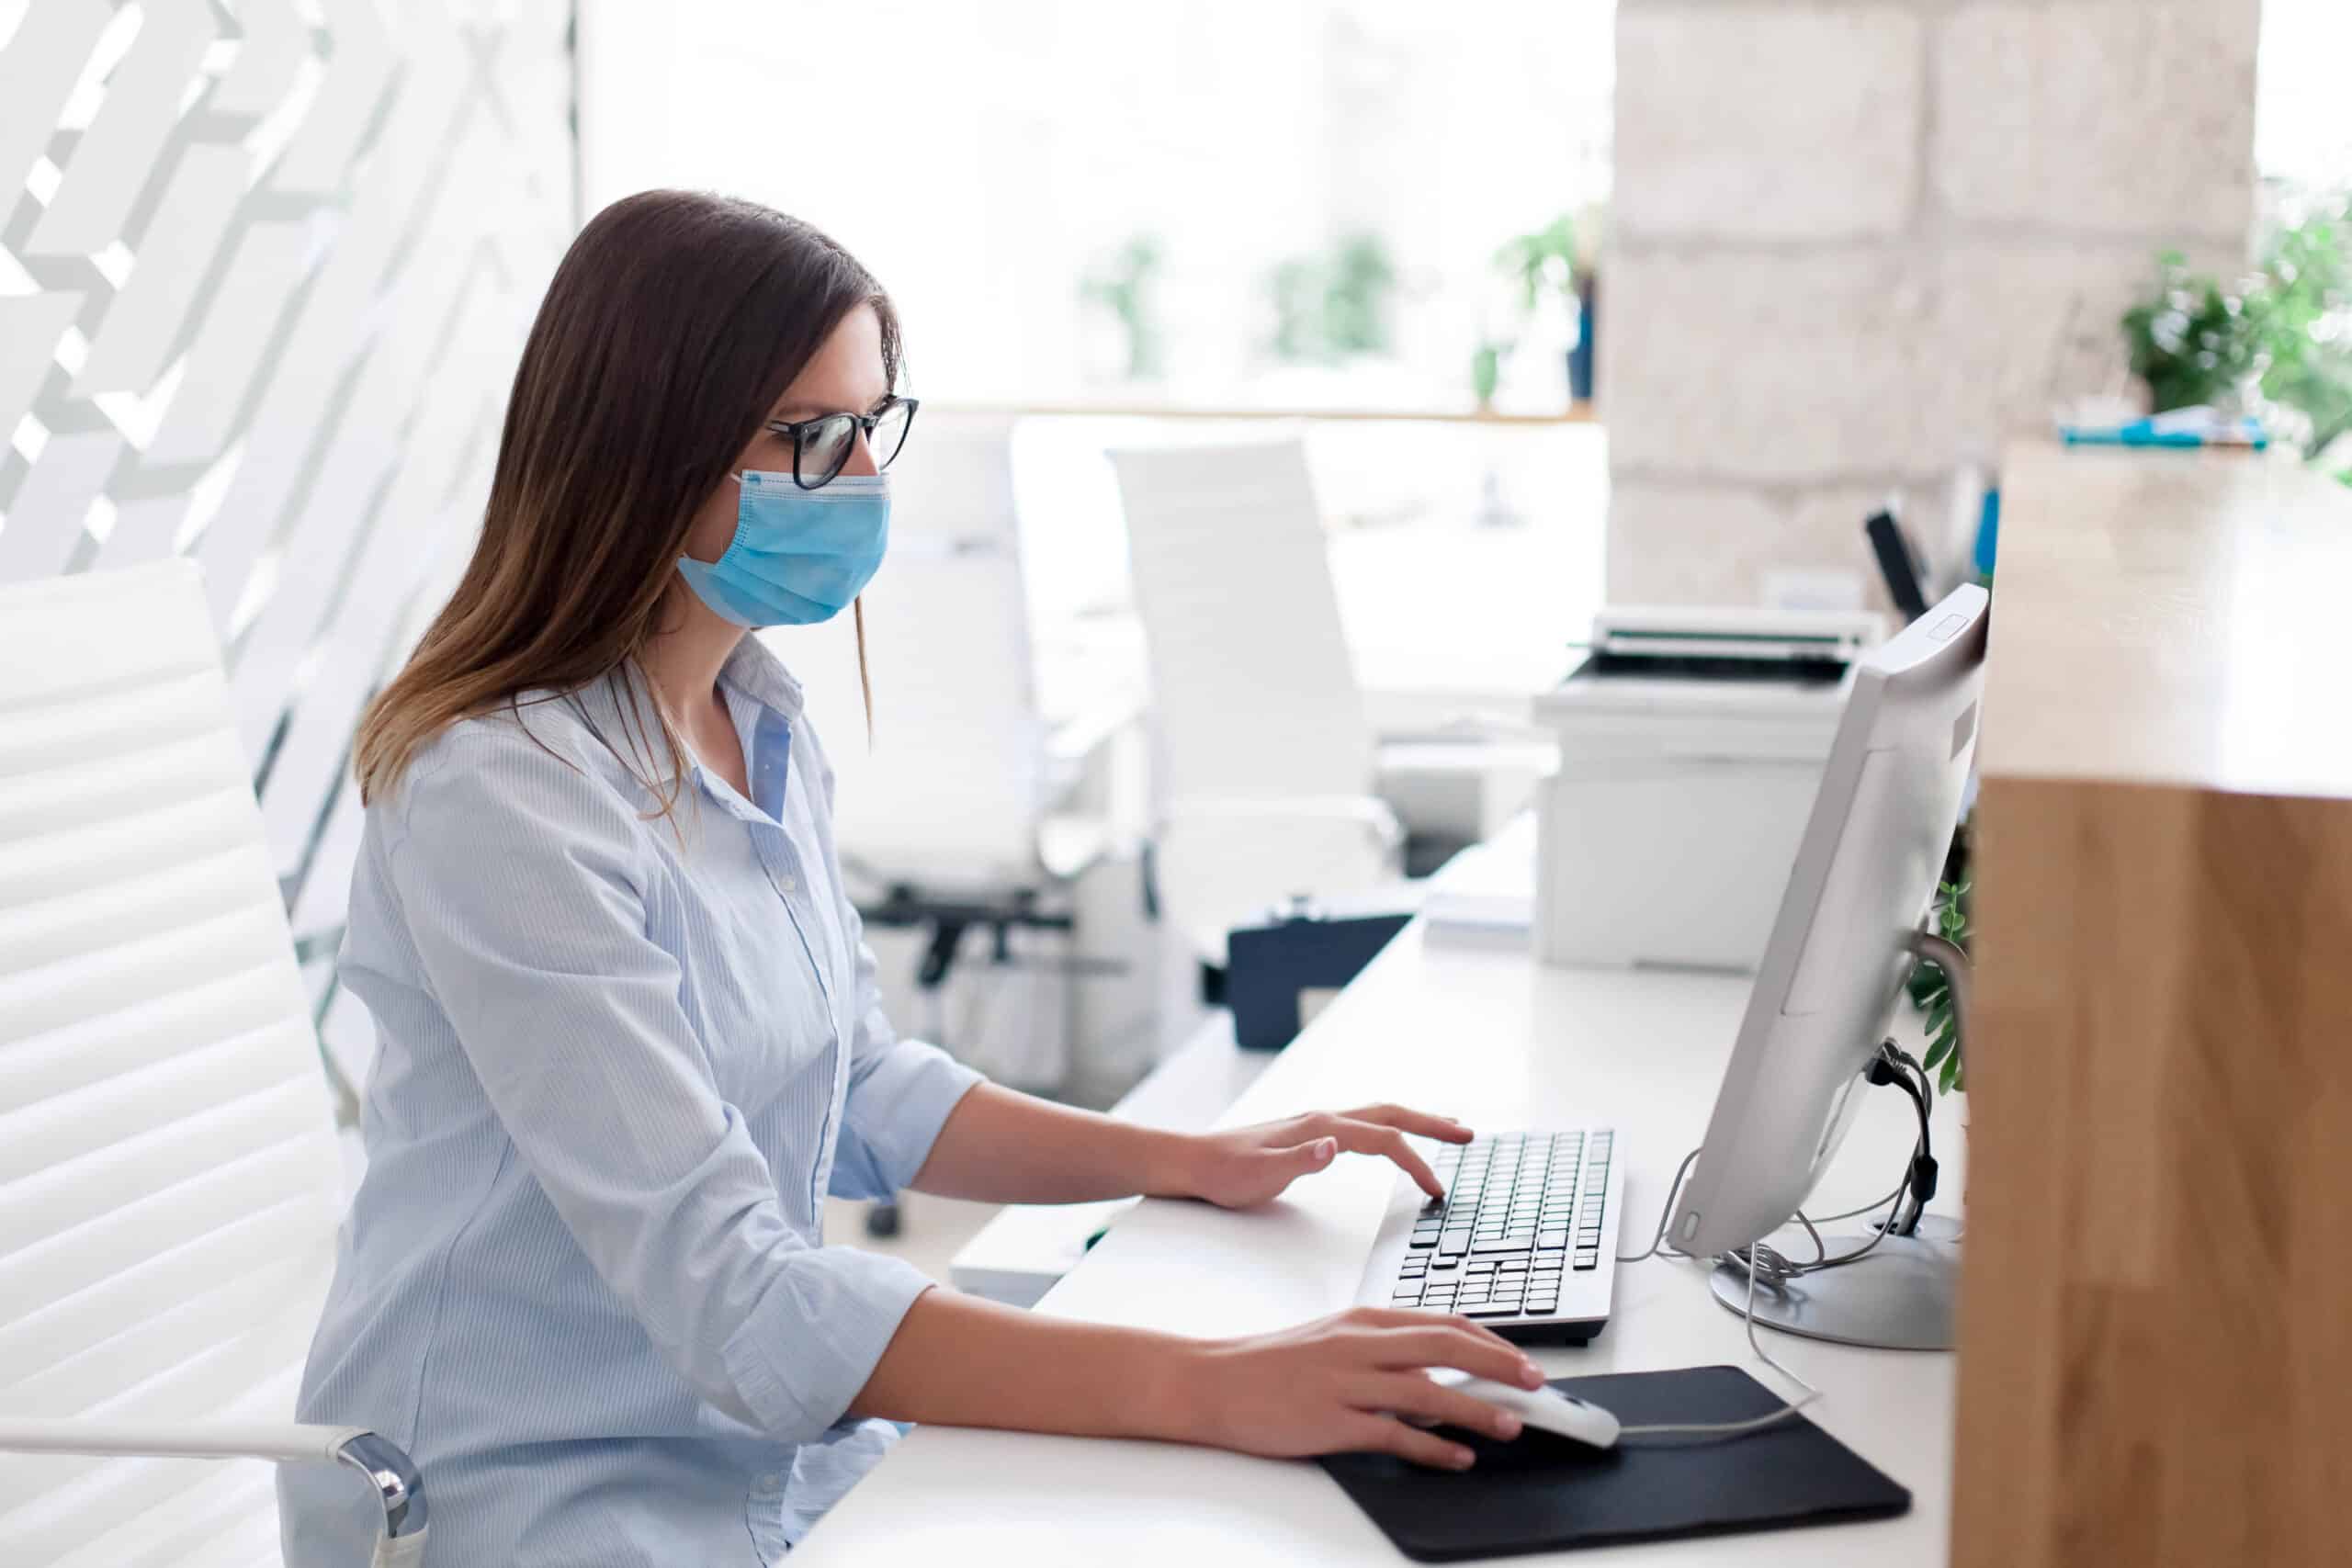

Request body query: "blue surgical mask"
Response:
[674, 469, 890, 627]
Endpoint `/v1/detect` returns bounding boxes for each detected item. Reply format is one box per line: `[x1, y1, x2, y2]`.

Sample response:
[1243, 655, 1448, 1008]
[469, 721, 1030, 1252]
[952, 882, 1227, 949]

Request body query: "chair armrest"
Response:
[0, 1418, 426, 1545]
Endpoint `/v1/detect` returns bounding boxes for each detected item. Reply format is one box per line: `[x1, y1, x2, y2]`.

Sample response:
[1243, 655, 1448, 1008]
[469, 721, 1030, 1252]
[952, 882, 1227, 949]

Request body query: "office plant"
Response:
[1908, 879, 1972, 1095]
[1494, 213, 1578, 318]
[1488, 208, 1601, 403]
[2121, 201, 2352, 468]
[1470, 339, 1508, 408]
[1079, 234, 1165, 381]
[1268, 231, 1398, 365]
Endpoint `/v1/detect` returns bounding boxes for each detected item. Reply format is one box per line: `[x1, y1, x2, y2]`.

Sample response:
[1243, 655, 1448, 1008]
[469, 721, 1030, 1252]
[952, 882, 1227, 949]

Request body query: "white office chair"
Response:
[0, 561, 425, 1566]
[1108, 438, 1409, 964]
[763, 412, 1113, 1090]
[765, 412, 1067, 893]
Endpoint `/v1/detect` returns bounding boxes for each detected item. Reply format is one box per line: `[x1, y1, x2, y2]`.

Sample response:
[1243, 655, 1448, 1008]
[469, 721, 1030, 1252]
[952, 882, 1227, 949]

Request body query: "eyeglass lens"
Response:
[796, 414, 859, 487]
[796, 404, 915, 487]
[867, 400, 913, 469]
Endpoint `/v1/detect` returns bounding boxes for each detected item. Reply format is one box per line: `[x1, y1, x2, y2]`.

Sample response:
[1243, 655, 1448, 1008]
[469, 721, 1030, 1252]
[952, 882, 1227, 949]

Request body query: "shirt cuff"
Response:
[722, 1247, 937, 1442]
[837, 1040, 985, 1198]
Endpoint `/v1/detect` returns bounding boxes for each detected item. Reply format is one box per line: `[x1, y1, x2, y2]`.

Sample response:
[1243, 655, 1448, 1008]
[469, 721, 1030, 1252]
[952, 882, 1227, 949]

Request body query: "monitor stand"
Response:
[1709, 927, 1971, 1351]
[1708, 1216, 1960, 1350]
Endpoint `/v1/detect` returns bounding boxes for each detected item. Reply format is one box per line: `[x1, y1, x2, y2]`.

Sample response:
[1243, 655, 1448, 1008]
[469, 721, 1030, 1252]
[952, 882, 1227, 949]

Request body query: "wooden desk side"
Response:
[1979, 445, 2352, 801]
[1954, 750, 2352, 1564]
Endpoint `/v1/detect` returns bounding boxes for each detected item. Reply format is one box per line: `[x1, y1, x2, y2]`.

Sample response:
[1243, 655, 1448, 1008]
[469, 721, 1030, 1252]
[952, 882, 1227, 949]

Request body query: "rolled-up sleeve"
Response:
[388, 730, 932, 1441]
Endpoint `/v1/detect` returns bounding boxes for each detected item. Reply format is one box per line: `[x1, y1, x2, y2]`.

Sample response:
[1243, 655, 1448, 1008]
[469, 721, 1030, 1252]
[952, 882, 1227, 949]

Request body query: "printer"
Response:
[1532, 606, 1883, 972]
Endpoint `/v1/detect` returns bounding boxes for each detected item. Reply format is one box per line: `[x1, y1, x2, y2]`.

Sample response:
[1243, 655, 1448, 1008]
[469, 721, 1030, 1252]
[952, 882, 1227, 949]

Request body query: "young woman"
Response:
[283, 191, 1541, 1566]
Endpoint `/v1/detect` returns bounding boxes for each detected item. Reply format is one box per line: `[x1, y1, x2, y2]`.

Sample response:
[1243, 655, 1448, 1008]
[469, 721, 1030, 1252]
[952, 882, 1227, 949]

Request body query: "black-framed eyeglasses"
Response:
[764, 397, 920, 490]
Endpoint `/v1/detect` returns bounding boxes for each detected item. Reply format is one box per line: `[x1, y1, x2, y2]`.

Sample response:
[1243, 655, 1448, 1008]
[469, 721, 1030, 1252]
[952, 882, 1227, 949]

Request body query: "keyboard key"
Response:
[1388, 1129, 1612, 1302]
[1463, 1304, 1521, 1318]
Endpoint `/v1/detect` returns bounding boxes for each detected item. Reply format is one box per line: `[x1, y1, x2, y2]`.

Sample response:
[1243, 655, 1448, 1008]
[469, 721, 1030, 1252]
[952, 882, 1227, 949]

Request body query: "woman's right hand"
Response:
[1159, 1306, 1546, 1470]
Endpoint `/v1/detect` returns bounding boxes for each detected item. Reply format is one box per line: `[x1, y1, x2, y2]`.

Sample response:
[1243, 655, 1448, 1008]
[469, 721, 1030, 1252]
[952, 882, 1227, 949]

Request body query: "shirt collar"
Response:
[546, 637, 804, 792]
[717, 633, 805, 722]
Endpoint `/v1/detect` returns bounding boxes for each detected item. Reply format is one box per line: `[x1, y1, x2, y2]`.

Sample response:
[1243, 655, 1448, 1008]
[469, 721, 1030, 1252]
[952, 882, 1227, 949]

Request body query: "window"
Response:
[2257, 0, 2352, 198]
[581, 0, 1613, 413]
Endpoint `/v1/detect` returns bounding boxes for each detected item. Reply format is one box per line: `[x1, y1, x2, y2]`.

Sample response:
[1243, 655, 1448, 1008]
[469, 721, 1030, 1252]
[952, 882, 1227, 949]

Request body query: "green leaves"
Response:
[2120, 203, 2352, 464]
[2123, 254, 2265, 414]
[1079, 235, 1166, 380]
[1493, 214, 1579, 316]
[1268, 232, 1398, 365]
[1907, 879, 1971, 1096]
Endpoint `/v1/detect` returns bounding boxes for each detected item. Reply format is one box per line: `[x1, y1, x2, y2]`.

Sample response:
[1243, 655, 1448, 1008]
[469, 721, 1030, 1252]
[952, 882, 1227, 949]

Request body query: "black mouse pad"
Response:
[1317, 1365, 1911, 1562]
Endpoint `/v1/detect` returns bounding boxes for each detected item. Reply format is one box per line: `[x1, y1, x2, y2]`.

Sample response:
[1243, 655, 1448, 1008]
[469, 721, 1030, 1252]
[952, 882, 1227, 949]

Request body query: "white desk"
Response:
[950, 1013, 1273, 1306]
[805, 924, 1962, 1564]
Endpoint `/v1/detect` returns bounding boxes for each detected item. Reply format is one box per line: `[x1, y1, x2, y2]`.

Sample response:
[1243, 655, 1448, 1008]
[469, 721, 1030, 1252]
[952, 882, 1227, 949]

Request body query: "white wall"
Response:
[0, 0, 577, 1089]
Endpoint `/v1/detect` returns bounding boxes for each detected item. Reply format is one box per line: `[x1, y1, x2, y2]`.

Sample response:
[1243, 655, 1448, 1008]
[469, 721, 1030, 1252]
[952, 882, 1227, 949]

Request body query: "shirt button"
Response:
[757, 1472, 781, 1491]
[778, 874, 797, 892]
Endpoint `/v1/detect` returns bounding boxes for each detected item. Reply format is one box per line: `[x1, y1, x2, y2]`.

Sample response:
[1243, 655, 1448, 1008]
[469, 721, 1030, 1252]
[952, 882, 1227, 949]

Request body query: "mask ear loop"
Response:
[853, 596, 875, 747]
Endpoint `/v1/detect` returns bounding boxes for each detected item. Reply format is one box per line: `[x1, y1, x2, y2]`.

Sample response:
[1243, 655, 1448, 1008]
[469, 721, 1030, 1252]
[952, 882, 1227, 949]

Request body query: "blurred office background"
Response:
[2, 0, 2347, 1192]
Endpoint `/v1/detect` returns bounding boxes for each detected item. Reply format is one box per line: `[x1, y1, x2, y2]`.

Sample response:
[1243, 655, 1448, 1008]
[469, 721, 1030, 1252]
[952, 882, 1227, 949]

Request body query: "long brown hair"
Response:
[354, 190, 898, 807]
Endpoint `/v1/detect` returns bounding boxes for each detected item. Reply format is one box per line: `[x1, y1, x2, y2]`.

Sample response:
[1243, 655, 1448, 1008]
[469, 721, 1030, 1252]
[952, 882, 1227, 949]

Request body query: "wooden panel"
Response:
[1957, 458, 2352, 1568]
[1983, 446, 2352, 799]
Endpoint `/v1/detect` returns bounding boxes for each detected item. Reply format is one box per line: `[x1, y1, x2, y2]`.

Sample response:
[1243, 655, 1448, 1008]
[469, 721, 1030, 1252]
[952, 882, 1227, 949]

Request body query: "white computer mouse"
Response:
[1426, 1368, 1622, 1449]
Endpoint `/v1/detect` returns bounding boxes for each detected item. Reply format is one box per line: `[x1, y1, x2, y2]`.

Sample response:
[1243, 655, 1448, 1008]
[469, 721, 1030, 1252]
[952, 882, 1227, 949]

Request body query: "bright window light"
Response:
[579, 0, 1614, 412]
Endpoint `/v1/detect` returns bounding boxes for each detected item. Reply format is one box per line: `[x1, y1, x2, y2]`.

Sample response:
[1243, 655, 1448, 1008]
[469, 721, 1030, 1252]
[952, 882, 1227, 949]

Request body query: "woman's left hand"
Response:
[1171, 1105, 1474, 1211]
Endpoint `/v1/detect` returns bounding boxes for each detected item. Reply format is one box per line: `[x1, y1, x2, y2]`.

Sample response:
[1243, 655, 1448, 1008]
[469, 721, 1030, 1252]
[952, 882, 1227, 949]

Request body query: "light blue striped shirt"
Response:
[281, 637, 983, 1565]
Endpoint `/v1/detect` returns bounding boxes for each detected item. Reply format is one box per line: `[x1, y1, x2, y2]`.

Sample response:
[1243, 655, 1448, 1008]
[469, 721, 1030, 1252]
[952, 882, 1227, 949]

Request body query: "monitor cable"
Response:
[1613, 1260, 1825, 1444]
[1603, 1043, 1938, 1444]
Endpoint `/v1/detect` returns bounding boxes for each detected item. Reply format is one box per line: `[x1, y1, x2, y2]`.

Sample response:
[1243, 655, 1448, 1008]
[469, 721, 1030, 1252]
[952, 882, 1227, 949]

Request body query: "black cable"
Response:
[1866, 1043, 1936, 1235]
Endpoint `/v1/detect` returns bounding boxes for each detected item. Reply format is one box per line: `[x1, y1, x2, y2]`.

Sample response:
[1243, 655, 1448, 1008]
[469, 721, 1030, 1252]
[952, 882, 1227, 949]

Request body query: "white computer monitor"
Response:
[1666, 582, 1989, 1348]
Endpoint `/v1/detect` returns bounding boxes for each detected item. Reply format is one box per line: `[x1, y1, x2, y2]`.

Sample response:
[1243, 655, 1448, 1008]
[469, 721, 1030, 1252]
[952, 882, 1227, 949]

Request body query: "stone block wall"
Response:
[1605, 0, 2262, 605]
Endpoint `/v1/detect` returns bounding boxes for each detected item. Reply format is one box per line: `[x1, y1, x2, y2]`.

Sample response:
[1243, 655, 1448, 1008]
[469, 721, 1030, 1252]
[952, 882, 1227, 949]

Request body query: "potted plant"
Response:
[1267, 231, 1398, 366]
[1490, 207, 1603, 405]
[1907, 876, 1971, 1095]
[1079, 234, 1165, 383]
[2120, 201, 2352, 471]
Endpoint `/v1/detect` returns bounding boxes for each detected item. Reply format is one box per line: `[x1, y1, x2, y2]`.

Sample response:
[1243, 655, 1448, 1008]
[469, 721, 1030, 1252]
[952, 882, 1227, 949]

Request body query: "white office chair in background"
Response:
[763, 413, 1119, 1082]
[768, 413, 1079, 896]
[1108, 439, 1412, 964]
[0, 562, 425, 1566]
